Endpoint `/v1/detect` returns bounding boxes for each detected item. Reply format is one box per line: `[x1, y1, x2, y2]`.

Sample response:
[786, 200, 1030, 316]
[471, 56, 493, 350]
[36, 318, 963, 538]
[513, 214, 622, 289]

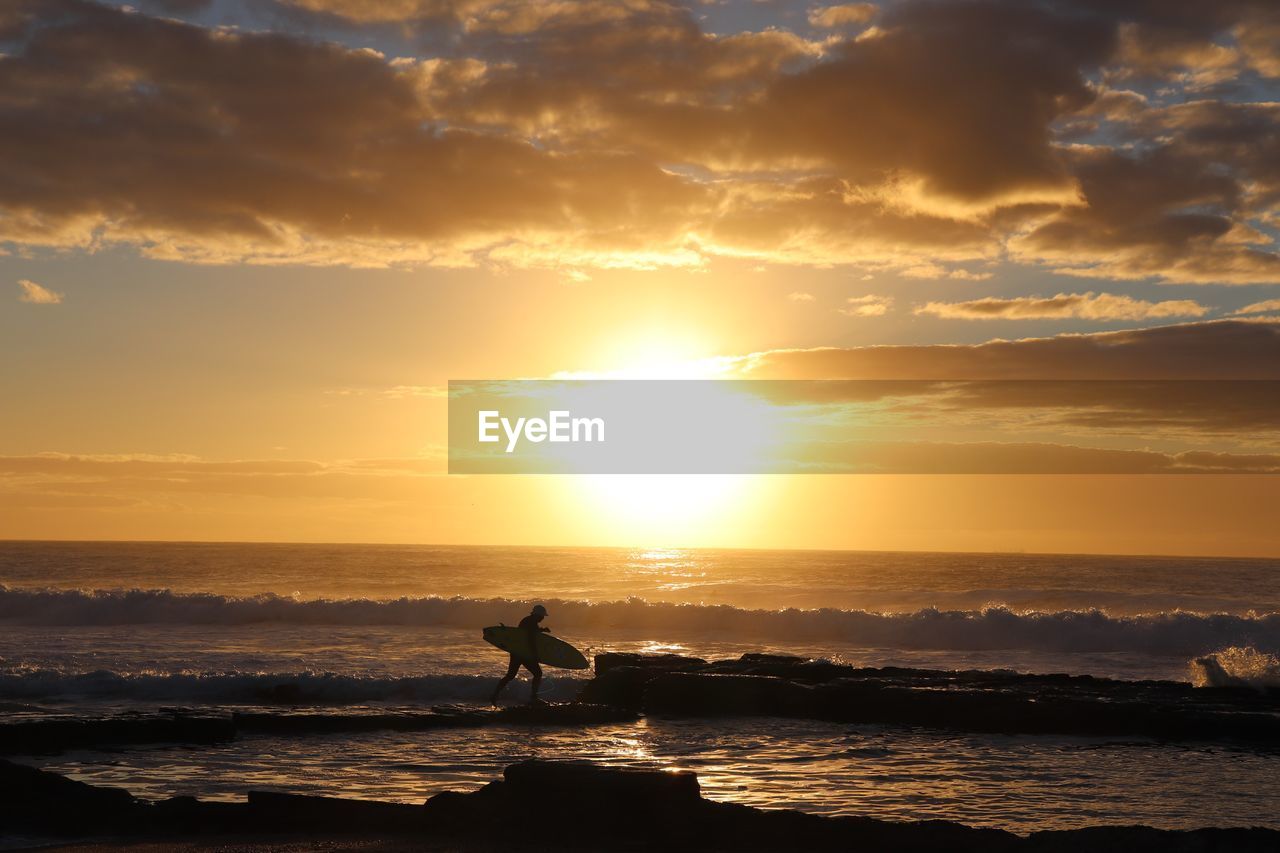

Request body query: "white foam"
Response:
[2, 585, 1277, 657]
[1190, 646, 1280, 689]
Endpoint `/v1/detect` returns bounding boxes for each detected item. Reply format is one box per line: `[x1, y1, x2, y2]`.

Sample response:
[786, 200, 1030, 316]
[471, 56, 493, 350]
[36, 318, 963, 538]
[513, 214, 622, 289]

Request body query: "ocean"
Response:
[3, 541, 1279, 833]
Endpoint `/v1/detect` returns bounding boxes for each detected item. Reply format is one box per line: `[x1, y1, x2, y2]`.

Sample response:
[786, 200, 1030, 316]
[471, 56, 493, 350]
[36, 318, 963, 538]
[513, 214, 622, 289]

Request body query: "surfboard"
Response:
[483, 625, 590, 670]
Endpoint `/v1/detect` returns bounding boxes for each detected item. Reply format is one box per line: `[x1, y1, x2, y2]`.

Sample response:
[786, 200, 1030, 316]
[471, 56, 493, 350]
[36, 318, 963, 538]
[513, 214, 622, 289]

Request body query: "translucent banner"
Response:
[447, 380, 1280, 474]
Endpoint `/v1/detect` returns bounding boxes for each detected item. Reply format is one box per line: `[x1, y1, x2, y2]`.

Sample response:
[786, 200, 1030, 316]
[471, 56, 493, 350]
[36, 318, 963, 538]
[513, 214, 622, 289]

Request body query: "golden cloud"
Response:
[915, 291, 1211, 321]
[839, 294, 892, 317]
[0, 0, 1276, 281]
[1232, 299, 1280, 316]
[17, 279, 63, 304]
[807, 4, 878, 30]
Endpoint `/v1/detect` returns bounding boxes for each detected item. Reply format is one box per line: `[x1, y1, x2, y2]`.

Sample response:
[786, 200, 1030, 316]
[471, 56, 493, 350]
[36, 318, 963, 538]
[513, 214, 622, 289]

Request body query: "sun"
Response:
[560, 330, 767, 546]
[553, 328, 737, 380]
[572, 474, 760, 545]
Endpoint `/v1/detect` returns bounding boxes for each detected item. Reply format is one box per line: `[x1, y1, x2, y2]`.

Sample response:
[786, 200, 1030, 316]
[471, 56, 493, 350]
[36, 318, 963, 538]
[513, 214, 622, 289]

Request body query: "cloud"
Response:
[788, 291, 815, 302]
[17, 279, 62, 304]
[807, 4, 877, 29]
[0, 0, 709, 270]
[839, 294, 892, 317]
[898, 262, 993, 280]
[715, 319, 1280, 442]
[0, 452, 327, 477]
[728, 319, 1280, 379]
[0, 453, 443, 503]
[922, 379, 1280, 437]
[914, 291, 1211, 320]
[0, 0, 1276, 281]
[1009, 141, 1280, 285]
[326, 384, 448, 399]
[1236, 17, 1280, 77]
[1231, 299, 1280, 316]
[783, 441, 1280, 474]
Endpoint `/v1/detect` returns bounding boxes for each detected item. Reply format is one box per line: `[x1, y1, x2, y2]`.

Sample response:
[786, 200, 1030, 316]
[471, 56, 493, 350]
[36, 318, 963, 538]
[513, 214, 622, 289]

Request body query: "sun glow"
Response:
[575, 474, 760, 545]
[555, 329, 738, 380]
[564, 331, 768, 545]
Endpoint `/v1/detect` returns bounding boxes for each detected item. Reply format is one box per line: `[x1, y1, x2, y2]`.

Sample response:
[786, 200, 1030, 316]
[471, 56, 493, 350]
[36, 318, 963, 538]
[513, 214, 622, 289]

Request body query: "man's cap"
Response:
[531, 604, 548, 616]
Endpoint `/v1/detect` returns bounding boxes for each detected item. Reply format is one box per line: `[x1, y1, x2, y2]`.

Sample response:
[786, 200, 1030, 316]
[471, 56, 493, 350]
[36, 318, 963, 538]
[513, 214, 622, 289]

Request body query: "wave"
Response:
[0, 669, 585, 704]
[1190, 646, 1280, 689]
[837, 587, 1265, 617]
[2, 586, 1279, 657]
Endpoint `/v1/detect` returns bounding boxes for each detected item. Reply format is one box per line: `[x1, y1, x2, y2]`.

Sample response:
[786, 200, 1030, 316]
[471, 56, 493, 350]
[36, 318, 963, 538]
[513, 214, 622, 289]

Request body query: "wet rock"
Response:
[594, 652, 707, 675]
[706, 653, 869, 683]
[149, 795, 255, 834]
[643, 672, 815, 717]
[1025, 825, 1280, 852]
[574, 664, 657, 707]
[0, 757, 138, 832]
[0, 712, 235, 755]
[246, 790, 427, 832]
[504, 758, 700, 804]
[569, 652, 1280, 745]
[807, 679, 1280, 742]
[425, 759, 1018, 851]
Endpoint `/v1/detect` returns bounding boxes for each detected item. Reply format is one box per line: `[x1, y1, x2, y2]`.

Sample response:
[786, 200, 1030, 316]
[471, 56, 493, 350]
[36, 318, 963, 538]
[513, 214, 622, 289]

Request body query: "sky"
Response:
[2, 0, 1280, 554]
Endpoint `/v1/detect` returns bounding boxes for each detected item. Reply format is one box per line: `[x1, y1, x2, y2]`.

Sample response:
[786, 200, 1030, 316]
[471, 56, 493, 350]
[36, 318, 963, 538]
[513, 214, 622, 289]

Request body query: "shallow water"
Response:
[30, 718, 1280, 834]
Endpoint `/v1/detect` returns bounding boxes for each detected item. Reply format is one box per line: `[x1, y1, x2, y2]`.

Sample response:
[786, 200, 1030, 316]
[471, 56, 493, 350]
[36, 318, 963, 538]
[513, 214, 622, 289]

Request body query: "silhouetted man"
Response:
[490, 604, 549, 704]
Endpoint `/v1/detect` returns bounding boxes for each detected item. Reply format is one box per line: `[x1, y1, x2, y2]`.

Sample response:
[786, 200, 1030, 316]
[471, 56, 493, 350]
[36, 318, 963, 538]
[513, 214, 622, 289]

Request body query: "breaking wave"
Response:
[1190, 646, 1280, 689]
[2, 586, 1278, 657]
[0, 669, 585, 704]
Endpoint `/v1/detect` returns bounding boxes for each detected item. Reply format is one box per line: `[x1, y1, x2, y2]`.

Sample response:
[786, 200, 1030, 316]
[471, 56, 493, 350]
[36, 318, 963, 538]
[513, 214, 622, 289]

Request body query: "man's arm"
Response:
[525, 623, 542, 661]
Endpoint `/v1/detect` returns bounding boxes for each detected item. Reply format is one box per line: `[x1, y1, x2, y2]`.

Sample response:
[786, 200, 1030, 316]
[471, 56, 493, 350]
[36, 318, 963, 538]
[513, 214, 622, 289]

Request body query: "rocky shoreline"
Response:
[7, 651, 1279, 754]
[2, 755, 1277, 852]
[4, 652, 1279, 850]
[580, 652, 1280, 743]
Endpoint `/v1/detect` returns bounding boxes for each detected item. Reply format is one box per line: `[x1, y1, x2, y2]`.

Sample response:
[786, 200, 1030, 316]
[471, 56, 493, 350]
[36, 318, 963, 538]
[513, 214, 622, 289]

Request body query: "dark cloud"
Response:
[734, 320, 1280, 379]
[928, 380, 1280, 436]
[1012, 115, 1280, 283]
[784, 441, 1280, 474]
[731, 320, 1280, 441]
[735, 376, 1280, 446]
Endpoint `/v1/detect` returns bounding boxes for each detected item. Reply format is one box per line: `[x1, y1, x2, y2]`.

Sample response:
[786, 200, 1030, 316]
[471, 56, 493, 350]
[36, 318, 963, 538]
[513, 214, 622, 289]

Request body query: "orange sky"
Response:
[2, 0, 1280, 555]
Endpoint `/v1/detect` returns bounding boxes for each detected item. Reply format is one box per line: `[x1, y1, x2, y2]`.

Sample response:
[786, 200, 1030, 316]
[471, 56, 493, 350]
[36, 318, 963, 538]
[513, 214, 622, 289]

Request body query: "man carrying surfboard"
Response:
[489, 604, 550, 705]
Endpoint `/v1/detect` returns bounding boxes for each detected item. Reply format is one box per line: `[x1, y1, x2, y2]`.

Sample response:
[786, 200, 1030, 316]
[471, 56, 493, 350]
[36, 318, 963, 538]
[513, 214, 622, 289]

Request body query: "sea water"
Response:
[2, 541, 1279, 832]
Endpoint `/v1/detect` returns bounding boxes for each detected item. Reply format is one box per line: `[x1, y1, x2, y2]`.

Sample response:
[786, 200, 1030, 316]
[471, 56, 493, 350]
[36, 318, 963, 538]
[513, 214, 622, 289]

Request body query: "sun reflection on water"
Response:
[32, 717, 1280, 834]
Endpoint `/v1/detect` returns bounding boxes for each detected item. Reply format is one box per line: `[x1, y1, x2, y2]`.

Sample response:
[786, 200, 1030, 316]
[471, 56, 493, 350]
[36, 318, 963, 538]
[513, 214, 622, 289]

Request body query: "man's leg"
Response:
[491, 655, 520, 704]
[527, 661, 543, 704]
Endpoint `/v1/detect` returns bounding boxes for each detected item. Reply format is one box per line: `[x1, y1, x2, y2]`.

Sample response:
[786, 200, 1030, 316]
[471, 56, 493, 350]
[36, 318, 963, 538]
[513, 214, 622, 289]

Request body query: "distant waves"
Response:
[2, 585, 1279, 658]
